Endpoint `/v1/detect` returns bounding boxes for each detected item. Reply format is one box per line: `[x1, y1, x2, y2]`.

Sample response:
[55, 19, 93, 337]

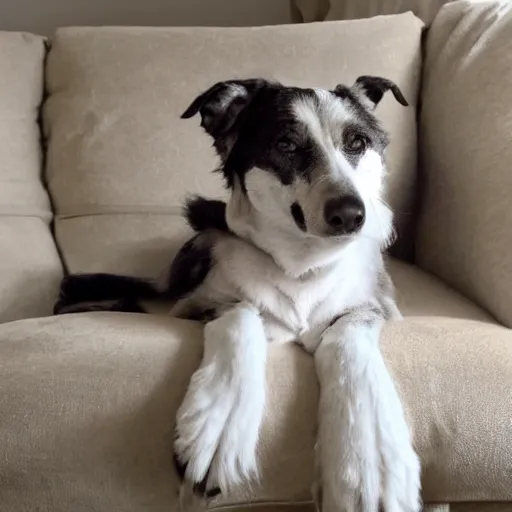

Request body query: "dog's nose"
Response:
[324, 195, 365, 234]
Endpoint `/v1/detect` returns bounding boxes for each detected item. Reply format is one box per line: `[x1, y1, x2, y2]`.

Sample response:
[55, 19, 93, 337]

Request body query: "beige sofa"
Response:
[1, 1, 512, 511]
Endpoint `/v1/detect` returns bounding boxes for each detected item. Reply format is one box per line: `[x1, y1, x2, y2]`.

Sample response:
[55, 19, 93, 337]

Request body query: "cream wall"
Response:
[2, 0, 293, 36]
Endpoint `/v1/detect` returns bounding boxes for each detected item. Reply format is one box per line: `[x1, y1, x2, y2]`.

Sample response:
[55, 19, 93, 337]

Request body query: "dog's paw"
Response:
[318, 393, 380, 512]
[173, 354, 264, 498]
[376, 384, 421, 512]
[317, 364, 421, 512]
[380, 437, 421, 512]
[318, 409, 421, 512]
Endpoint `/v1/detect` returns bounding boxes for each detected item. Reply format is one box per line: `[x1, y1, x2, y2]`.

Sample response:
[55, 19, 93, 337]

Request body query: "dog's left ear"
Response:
[350, 75, 408, 110]
[181, 79, 266, 139]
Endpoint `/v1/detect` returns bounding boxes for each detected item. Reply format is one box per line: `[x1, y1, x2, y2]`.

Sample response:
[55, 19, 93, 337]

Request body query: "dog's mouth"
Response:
[290, 202, 306, 232]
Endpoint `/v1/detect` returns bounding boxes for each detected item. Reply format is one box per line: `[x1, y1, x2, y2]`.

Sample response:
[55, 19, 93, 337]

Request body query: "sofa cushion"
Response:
[43, 16, 423, 271]
[387, 258, 494, 321]
[1, 263, 509, 511]
[0, 32, 63, 323]
[1, 311, 511, 511]
[416, 0, 512, 327]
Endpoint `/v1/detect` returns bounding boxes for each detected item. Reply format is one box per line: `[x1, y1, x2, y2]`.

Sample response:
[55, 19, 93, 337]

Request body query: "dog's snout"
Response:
[324, 195, 365, 235]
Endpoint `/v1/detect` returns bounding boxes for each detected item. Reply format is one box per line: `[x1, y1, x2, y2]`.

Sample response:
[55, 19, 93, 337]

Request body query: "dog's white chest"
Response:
[212, 235, 373, 344]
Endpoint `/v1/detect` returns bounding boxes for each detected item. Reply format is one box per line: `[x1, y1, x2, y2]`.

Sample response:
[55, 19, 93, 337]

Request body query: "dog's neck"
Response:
[225, 187, 374, 279]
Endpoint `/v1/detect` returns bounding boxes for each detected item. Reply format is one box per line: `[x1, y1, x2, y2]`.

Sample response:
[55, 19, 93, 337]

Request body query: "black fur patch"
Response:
[354, 75, 409, 108]
[290, 202, 306, 231]
[164, 233, 215, 302]
[185, 307, 218, 322]
[54, 273, 159, 315]
[173, 451, 187, 480]
[222, 86, 320, 189]
[54, 234, 217, 316]
[55, 298, 146, 315]
[172, 452, 221, 499]
[184, 196, 229, 233]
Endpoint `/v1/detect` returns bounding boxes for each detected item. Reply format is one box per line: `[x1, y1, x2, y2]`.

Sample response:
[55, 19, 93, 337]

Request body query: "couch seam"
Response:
[38, 37, 68, 275]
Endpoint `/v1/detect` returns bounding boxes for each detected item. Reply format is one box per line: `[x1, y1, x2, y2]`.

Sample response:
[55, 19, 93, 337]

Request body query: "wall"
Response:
[1, 0, 293, 36]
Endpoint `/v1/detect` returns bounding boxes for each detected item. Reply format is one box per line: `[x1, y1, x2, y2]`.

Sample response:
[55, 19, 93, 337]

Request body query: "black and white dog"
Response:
[55, 76, 421, 512]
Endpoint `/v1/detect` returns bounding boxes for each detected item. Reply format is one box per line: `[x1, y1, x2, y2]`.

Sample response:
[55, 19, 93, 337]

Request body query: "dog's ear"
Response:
[181, 79, 267, 139]
[349, 75, 408, 110]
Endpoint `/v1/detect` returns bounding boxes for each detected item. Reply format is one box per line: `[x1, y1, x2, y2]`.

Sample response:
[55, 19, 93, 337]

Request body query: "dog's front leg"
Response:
[173, 302, 267, 509]
[314, 307, 421, 512]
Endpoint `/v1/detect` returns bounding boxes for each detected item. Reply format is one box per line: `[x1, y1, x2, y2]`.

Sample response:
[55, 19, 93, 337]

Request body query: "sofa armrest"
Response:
[416, 0, 512, 327]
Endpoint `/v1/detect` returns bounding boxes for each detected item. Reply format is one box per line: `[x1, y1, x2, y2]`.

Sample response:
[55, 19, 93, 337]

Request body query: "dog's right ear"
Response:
[181, 79, 266, 140]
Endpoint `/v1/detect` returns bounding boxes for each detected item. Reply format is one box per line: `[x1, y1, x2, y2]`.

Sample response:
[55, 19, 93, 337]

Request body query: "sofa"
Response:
[1, 1, 511, 511]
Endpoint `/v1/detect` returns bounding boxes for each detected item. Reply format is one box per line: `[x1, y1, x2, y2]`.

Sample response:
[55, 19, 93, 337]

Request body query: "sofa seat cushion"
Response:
[388, 258, 495, 321]
[1, 261, 510, 511]
[0, 32, 63, 323]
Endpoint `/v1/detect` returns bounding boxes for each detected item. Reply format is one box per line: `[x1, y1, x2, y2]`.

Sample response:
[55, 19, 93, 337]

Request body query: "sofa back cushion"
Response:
[44, 16, 423, 277]
[417, 0, 512, 327]
[0, 32, 62, 323]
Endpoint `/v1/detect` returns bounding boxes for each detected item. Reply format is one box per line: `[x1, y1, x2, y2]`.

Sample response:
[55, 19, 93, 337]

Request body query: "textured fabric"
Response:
[43, 17, 423, 266]
[380, 318, 512, 503]
[0, 32, 63, 322]
[1, 309, 511, 511]
[0, 32, 49, 217]
[291, 0, 455, 24]
[387, 258, 494, 321]
[55, 214, 193, 276]
[0, 313, 316, 512]
[416, 1, 512, 328]
[0, 218, 63, 323]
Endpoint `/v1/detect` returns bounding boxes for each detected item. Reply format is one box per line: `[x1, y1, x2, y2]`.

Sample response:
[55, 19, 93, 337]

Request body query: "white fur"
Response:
[315, 315, 421, 512]
[174, 223, 420, 511]
[175, 85, 420, 511]
[175, 303, 267, 493]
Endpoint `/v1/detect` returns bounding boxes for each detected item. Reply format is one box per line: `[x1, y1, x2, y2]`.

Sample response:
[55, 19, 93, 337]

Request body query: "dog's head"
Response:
[181, 77, 407, 245]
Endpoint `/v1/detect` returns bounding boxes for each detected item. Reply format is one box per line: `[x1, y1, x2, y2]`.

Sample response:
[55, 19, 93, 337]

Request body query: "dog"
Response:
[54, 76, 421, 512]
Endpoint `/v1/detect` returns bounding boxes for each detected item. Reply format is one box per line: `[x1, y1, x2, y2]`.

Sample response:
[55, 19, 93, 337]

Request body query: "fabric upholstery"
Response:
[0, 31, 62, 323]
[1, 262, 510, 510]
[291, 0, 455, 24]
[55, 214, 193, 276]
[387, 258, 494, 321]
[416, 0, 512, 328]
[43, 17, 423, 266]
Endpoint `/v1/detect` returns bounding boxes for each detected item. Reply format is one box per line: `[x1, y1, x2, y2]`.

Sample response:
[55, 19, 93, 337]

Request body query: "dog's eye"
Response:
[277, 138, 298, 153]
[344, 134, 368, 154]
